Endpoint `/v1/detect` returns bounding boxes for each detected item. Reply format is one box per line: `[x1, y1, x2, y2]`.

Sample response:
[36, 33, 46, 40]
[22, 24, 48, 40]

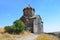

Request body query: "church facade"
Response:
[20, 5, 43, 34]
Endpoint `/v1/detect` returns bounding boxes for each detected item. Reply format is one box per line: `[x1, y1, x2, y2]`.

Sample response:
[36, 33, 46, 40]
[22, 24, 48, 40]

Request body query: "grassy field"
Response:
[0, 28, 32, 40]
[0, 28, 5, 33]
[0, 31, 32, 40]
[35, 34, 59, 40]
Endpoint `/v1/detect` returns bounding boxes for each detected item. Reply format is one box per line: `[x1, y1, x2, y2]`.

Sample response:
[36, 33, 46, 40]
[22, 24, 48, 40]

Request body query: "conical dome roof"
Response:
[23, 4, 35, 12]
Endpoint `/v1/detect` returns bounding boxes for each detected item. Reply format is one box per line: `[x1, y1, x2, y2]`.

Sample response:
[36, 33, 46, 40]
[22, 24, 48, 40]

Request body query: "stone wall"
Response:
[33, 15, 43, 34]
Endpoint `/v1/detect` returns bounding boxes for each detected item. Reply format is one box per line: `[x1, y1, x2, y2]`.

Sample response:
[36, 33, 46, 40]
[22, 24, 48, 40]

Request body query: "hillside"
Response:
[0, 28, 60, 40]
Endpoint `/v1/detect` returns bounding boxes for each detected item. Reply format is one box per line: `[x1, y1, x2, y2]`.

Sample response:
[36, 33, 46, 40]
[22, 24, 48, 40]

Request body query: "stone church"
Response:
[20, 5, 43, 34]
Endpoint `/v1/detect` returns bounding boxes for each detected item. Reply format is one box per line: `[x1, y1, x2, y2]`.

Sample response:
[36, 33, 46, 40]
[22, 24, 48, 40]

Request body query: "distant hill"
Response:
[45, 32, 60, 38]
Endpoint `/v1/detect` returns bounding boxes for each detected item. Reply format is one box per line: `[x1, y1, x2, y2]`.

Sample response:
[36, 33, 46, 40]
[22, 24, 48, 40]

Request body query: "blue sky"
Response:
[0, 0, 60, 32]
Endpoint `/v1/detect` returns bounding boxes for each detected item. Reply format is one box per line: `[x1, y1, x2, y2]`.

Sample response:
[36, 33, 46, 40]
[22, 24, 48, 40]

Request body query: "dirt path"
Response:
[16, 34, 38, 40]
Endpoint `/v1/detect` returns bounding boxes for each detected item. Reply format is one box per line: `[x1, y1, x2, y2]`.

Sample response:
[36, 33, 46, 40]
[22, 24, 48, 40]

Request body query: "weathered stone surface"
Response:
[33, 15, 43, 34]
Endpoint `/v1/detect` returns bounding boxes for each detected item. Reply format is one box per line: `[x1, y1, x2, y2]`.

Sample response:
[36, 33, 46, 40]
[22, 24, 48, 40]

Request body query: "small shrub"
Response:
[13, 20, 25, 34]
[4, 26, 13, 34]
